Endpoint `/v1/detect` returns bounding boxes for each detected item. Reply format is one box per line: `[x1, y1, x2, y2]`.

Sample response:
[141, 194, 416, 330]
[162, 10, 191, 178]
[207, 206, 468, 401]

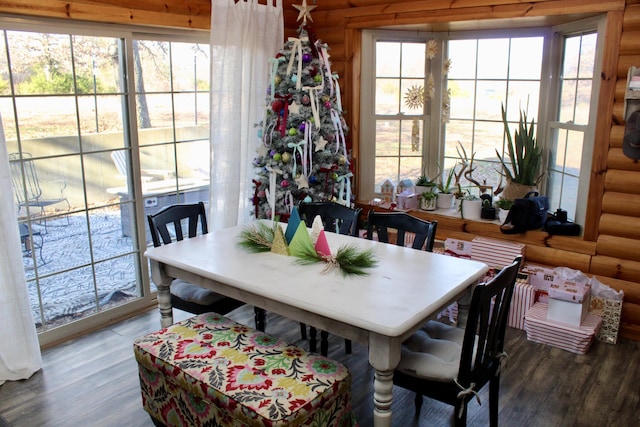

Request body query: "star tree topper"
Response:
[293, 0, 316, 24]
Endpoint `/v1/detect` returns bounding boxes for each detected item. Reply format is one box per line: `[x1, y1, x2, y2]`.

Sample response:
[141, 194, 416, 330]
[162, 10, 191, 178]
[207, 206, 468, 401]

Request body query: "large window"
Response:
[360, 17, 603, 226]
[1, 18, 210, 345]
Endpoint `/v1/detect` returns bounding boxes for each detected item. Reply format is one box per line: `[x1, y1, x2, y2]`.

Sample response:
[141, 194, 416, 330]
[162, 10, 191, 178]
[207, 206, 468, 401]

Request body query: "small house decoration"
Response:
[380, 179, 395, 203]
[396, 178, 415, 195]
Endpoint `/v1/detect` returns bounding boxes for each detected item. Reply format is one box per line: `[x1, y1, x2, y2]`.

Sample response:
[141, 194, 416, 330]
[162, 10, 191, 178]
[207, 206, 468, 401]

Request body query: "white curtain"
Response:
[0, 114, 42, 385]
[209, 0, 284, 229]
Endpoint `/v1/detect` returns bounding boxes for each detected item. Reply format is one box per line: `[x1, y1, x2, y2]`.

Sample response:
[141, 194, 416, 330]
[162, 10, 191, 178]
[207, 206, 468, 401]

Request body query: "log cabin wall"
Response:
[1, 0, 640, 340]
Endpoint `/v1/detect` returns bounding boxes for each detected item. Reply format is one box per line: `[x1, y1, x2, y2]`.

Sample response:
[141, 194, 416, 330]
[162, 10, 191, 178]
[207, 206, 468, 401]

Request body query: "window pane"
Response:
[78, 94, 126, 139]
[401, 78, 425, 114]
[0, 34, 9, 96]
[401, 119, 423, 155]
[401, 43, 425, 77]
[507, 81, 540, 115]
[171, 42, 210, 91]
[375, 78, 400, 114]
[399, 156, 421, 182]
[477, 39, 509, 79]
[549, 128, 568, 171]
[559, 79, 577, 122]
[563, 36, 581, 79]
[449, 80, 476, 118]
[509, 37, 544, 79]
[575, 80, 592, 124]
[375, 157, 399, 190]
[475, 81, 506, 120]
[15, 96, 81, 144]
[448, 40, 477, 79]
[376, 120, 399, 156]
[376, 42, 400, 77]
[578, 34, 597, 79]
[134, 40, 170, 93]
[565, 130, 584, 174]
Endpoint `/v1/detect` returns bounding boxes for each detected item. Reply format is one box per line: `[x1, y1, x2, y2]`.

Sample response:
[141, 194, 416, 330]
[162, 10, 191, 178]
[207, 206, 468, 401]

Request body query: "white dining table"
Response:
[145, 222, 489, 427]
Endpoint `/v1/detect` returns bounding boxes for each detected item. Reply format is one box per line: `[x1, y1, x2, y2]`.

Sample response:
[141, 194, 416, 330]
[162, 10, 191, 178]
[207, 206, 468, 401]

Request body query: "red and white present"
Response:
[444, 238, 472, 259]
[522, 263, 555, 303]
[471, 237, 525, 269]
[524, 303, 602, 354]
[508, 274, 535, 330]
[547, 280, 591, 326]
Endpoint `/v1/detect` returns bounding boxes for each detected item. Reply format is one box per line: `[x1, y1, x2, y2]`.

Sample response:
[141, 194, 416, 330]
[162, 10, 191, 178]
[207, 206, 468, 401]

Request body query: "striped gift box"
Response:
[524, 302, 602, 354]
[471, 237, 525, 269]
[508, 277, 536, 330]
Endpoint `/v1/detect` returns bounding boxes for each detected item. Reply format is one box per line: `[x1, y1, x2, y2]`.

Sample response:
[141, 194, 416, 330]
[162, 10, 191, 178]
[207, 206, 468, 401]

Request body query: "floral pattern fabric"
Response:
[134, 313, 356, 426]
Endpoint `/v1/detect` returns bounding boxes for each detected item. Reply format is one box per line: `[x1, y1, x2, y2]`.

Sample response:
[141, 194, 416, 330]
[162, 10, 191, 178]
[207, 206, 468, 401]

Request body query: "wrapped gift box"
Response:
[547, 280, 591, 326]
[444, 238, 472, 259]
[524, 302, 601, 354]
[471, 237, 525, 269]
[508, 274, 535, 330]
[522, 263, 555, 303]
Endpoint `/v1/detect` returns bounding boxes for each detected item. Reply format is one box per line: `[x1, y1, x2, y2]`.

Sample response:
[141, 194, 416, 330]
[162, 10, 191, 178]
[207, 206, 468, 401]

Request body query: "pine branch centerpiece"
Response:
[238, 208, 378, 276]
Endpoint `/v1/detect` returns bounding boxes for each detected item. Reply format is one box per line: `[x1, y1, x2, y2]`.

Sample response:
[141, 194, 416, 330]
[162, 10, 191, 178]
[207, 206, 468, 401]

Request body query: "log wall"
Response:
[1, 0, 640, 340]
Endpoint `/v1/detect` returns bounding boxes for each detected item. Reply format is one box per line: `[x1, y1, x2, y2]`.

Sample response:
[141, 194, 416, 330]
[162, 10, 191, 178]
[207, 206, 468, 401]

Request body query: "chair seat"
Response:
[397, 320, 465, 382]
[170, 279, 229, 305]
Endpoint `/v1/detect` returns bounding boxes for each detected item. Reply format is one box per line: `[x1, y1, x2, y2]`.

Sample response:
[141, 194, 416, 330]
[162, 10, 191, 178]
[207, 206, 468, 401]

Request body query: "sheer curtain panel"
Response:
[209, 0, 284, 229]
[0, 114, 42, 385]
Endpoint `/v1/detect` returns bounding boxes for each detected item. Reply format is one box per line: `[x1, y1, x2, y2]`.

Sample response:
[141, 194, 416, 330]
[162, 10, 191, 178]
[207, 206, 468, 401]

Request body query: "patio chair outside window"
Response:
[9, 153, 70, 232]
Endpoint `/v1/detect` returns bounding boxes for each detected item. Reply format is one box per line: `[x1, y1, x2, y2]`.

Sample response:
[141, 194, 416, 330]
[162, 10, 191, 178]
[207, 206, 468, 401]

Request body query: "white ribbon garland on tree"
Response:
[287, 140, 305, 178]
[265, 165, 283, 221]
[303, 120, 313, 177]
[286, 36, 307, 90]
[303, 86, 322, 127]
[332, 74, 343, 112]
[336, 171, 353, 206]
[317, 42, 333, 96]
[330, 109, 348, 162]
[269, 56, 285, 100]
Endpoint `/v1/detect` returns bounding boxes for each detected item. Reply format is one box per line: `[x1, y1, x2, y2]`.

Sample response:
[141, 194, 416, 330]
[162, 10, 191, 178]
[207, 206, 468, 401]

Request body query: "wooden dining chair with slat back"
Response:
[298, 202, 362, 356]
[394, 256, 522, 426]
[365, 210, 437, 251]
[148, 202, 262, 327]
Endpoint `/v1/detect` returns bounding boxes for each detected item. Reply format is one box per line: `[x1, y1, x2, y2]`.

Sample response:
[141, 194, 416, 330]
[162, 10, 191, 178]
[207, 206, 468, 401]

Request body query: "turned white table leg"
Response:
[369, 333, 401, 427]
[150, 260, 174, 327]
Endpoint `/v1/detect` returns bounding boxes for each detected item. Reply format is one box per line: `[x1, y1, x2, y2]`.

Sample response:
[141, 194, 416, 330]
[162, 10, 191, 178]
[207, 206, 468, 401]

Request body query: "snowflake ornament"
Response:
[404, 85, 425, 110]
[426, 39, 438, 60]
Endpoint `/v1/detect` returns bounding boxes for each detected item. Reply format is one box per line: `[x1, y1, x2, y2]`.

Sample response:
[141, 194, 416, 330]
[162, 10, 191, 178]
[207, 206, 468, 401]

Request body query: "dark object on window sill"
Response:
[544, 209, 581, 236]
[481, 206, 496, 220]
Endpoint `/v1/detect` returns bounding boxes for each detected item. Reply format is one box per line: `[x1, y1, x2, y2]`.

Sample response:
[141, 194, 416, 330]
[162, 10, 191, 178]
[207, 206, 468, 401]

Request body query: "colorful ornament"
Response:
[304, 195, 312, 203]
[291, 75, 298, 83]
[274, 75, 281, 86]
[282, 152, 291, 163]
[309, 66, 318, 77]
[313, 74, 322, 83]
[338, 155, 347, 165]
[273, 153, 282, 162]
[257, 129, 263, 138]
[299, 122, 306, 132]
[302, 53, 312, 62]
[302, 95, 310, 105]
[308, 175, 318, 185]
[281, 179, 290, 188]
[258, 190, 266, 198]
[288, 128, 297, 136]
[324, 101, 331, 109]
[271, 99, 284, 112]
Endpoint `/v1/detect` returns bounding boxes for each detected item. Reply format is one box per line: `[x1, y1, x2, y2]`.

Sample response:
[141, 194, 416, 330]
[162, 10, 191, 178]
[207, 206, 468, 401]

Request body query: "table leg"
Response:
[150, 260, 174, 327]
[369, 334, 401, 427]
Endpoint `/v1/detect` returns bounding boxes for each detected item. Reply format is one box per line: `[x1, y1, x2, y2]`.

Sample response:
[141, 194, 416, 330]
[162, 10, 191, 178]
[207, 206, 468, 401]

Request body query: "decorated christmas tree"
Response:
[252, 0, 351, 220]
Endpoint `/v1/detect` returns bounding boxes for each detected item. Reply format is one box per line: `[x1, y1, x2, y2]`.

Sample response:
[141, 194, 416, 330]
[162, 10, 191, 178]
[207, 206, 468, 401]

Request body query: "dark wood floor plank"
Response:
[1, 305, 639, 426]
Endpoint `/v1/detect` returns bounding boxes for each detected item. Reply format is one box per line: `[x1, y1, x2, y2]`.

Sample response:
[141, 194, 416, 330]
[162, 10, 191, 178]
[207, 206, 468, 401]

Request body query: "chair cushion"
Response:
[170, 279, 228, 305]
[397, 320, 464, 382]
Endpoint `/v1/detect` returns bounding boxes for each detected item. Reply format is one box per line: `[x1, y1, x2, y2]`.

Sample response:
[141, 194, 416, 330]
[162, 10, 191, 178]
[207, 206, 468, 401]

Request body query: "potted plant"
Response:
[458, 191, 482, 219]
[420, 190, 438, 211]
[494, 198, 514, 222]
[436, 167, 456, 209]
[496, 104, 543, 201]
[415, 166, 440, 197]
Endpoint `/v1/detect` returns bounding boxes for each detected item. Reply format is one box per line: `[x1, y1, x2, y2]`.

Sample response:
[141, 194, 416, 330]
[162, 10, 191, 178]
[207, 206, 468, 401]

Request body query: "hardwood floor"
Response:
[1, 305, 638, 426]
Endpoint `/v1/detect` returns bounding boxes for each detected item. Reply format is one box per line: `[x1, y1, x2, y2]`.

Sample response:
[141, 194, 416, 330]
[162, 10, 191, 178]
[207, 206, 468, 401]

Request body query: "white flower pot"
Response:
[420, 196, 437, 211]
[460, 199, 482, 219]
[436, 193, 455, 210]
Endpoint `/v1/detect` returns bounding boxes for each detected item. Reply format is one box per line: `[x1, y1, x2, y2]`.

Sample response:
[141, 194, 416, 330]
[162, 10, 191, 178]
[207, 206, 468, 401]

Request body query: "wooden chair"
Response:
[365, 210, 437, 251]
[147, 202, 247, 318]
[298, 202, 362, 356]
[393, 256, 523, 426]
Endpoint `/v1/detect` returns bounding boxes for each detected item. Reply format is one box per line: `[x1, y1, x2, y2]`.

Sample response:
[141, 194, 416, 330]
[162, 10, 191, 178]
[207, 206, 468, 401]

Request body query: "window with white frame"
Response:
[360, 17, 603, 227]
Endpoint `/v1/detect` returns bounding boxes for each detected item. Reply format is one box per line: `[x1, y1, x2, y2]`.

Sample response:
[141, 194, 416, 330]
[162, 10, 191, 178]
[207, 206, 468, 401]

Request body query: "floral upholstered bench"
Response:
[133, 312, 356, 427]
